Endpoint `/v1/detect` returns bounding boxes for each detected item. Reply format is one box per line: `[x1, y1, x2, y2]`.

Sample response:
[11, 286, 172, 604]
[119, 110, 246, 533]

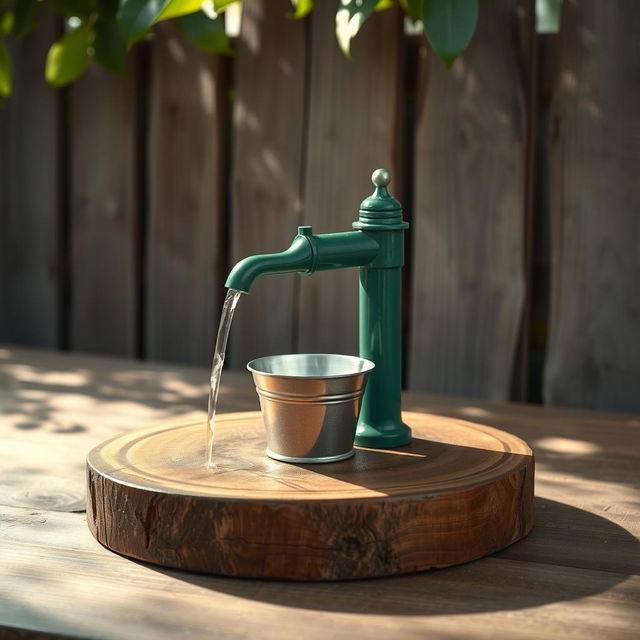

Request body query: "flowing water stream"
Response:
[206, 288, 243, 469]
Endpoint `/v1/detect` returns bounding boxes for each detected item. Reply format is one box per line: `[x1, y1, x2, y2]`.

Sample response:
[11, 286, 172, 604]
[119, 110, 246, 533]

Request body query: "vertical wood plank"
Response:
[0, 12, 61, 347]
[69, 60, 140, 356]
[544, 1, 640, 411]
[510, 3, 538, 402]
[408, 0, 533, 400]
[229, 0, 307, 367]
[524, 32, 560, 404]
[146, 23, 227, 364]
[297, 2, 404, 355]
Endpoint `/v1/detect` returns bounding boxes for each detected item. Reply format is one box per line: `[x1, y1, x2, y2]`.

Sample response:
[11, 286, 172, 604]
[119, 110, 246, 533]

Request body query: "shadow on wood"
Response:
[145, 496, 639, 615]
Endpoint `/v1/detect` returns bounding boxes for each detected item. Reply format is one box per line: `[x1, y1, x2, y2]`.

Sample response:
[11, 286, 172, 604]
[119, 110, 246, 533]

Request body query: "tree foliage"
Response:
[0, 0, 482, 95]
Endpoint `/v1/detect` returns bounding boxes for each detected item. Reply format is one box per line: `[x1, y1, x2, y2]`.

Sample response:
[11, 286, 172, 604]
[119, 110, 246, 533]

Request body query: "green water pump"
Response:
[225, 169, 411, 448]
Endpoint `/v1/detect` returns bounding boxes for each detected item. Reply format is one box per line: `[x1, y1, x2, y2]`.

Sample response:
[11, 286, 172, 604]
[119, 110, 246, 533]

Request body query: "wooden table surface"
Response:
[1, 346, 638, 639]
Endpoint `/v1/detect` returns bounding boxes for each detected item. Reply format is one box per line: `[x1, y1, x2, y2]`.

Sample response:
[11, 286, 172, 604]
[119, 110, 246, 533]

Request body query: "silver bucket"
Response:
[247, 354, 375, 463]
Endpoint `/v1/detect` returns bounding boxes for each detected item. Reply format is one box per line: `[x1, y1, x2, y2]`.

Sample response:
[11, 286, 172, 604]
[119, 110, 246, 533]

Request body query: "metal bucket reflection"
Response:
[247, 354, 375, 463]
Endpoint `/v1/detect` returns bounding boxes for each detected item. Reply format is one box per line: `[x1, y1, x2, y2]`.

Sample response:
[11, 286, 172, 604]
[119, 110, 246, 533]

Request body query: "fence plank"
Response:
[0, 11, 61, 347]
[544, 1, 640, 411]
[229, 0, 307, 367]
[146, 23, 227, 365]
[69, 60, 140, 357]
[510, 3, 538, 402]
[296, 2, 404, 355]
[408, 0, 533, 400]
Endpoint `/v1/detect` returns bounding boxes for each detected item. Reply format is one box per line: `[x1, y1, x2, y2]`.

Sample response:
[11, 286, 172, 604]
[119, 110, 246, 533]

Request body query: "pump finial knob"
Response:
[371, 168, 390, 188]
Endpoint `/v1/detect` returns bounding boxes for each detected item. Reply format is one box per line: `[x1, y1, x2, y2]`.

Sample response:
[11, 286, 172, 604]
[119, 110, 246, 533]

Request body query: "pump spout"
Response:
[225, 225, 380, 294]
[225, 234, 313, 294]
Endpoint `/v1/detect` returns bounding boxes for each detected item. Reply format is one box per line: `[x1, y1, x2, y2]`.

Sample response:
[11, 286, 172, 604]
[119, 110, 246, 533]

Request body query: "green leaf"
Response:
[335, 0, 378, 58]
[51, 0, 93, 19]
[13, 0, 38, 38]
[94, 17, 127, 72]
[177, 10, 230, 52]
[45, 22, 93, 86]
[157, 0, 203, 21]
[0, 11, 14, 36]
[0, 39, 11, 97]
[117, 0, 169, 48]
[211, 0, 239, 11]
[374, 0, 395, 11]
[288, 0, 314, 19]
[398, 0, 422, 23]
[423, 0, 478, 68]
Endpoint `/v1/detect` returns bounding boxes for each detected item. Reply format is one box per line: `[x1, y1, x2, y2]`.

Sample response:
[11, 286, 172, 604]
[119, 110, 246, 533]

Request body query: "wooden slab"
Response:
[87, 411, 534, 580]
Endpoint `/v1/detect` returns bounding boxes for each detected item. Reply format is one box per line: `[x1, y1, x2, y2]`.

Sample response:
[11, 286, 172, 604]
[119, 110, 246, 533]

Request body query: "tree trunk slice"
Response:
[87, 411, 534, 580]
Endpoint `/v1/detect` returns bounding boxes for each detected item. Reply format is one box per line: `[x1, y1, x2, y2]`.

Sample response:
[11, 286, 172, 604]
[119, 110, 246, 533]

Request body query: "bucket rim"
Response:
[247, 353, 375, 379]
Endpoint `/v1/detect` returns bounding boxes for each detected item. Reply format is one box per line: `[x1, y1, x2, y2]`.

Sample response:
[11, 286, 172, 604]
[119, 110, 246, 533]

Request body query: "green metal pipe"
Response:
[305, 229, 380, 272]
[356, 250, 410, 447]
[225, 227, 379, 293]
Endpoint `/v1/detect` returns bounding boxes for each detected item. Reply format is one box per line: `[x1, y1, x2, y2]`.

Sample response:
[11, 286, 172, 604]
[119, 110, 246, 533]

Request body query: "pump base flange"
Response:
[354, 420, 412, 448]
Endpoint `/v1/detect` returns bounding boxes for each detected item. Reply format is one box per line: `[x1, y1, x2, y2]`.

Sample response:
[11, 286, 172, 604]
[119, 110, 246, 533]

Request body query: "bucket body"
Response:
[247, 354, 374, 463]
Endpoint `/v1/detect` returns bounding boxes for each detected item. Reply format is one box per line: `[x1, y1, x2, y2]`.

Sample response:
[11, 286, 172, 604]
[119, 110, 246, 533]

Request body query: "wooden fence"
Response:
[1, 0, 638, 412]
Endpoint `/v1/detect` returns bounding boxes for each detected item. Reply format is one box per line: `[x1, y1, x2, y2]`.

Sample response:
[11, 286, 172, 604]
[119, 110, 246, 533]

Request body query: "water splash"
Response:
[206, 288, 243, 469]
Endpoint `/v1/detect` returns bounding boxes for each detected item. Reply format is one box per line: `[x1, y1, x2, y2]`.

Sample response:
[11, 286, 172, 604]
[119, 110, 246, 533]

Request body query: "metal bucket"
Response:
[247, 354, 375, 463]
